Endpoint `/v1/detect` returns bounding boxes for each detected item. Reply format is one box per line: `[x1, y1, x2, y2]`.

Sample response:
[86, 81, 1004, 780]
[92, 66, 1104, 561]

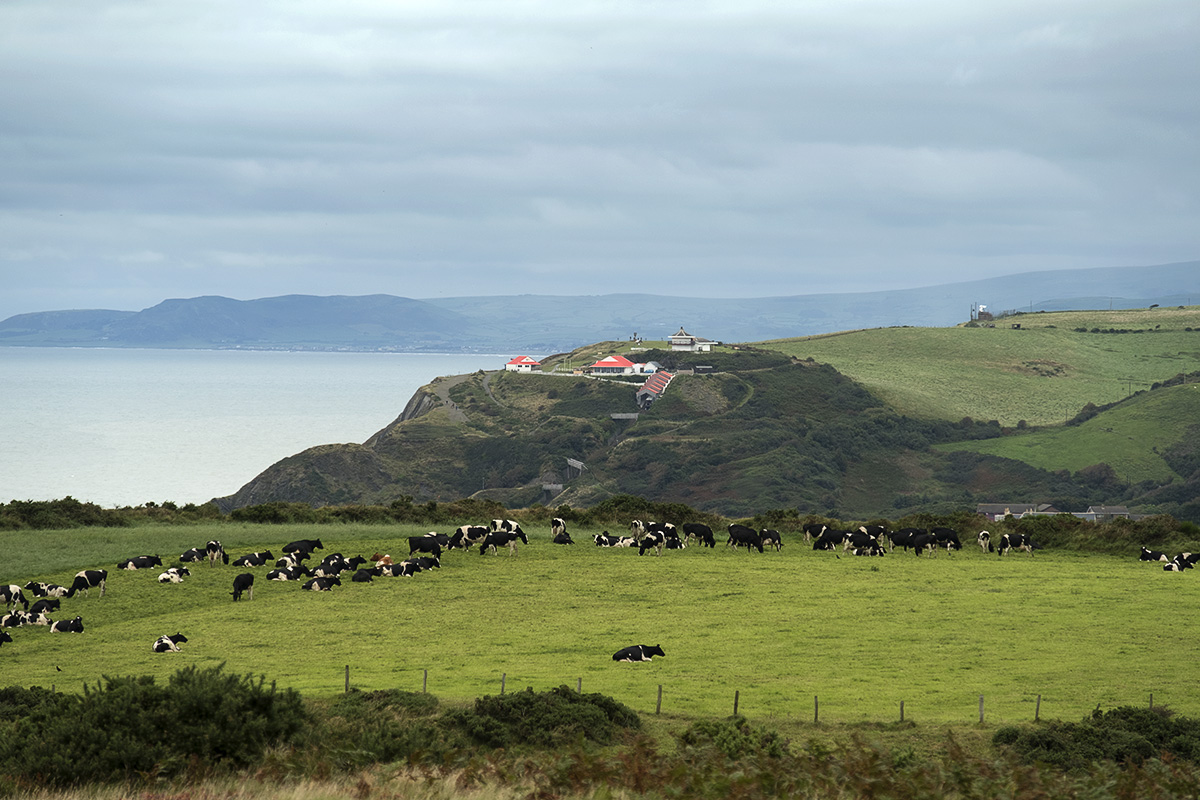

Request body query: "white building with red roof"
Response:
[588, 354, 637, 374]
[505, 356, 542, 373]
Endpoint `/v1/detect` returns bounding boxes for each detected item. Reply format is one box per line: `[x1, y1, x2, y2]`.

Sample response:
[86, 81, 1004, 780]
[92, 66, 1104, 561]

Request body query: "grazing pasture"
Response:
[1, 523, 1195, 724]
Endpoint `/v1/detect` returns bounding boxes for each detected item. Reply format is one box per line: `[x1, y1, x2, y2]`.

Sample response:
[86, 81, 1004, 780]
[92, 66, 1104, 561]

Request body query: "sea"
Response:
[0, 348, 507, 508]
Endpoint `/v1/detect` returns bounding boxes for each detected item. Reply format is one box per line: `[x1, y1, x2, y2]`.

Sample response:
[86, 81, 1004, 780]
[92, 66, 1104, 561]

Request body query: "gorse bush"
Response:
[678, 715, 790, 759]
[0, 665, 308, 787]
[440, 685, 641, 749]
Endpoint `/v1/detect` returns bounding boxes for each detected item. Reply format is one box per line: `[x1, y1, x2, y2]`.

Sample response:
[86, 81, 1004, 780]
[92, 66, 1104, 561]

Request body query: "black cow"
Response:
[451, 525, 489, 550]
[910, 533, 940, 556]
[180, 547, 207, 563]
[843, 531, 879, 553]
[267, 565, 311, 581]
[303, 576, 342, 591]
[852, 545, 887, 556]
[760, 529, 783, 552]
[24, 581, 68, 598]
[118, 555, 162, 570]
[231, 573, 254, 601]
[553, 530, 575, 544]
[232, 551, 273, 567]
[612, 644, 666, 662]
[283, 538, 323, 554]
[66, 570, 107, 598]
[727, 524, 764, 553]
[0, 630, 11, 647]
[998, 533, 1036, 556]
[638, 531, 666, 556]
[932, 527, 963, 551]
[50, 616, 84, 633]
[351, 568, 380, 583]
[813, 530, 848, 552]
[683, 522, 716, 548]
[1, 585, 28, 611]
[1140, 546, 1170, 562]
[312, 554, 348, 578]
[1165, 554, 1195, 572]
[414, 556, 441, 570]
[152, 633, 188, 653]
[480, 530, 528, 555]
[408, 537, 443, 558]
[29, 598, 60, 615]
[802, 523, 828, 543]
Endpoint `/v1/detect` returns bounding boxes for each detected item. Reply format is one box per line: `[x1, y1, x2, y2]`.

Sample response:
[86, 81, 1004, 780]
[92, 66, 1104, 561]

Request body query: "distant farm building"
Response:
[588, 355, 637, 375]
[669, 327, 718, 352]
[636, 371, 675, 409]
[505, 356, 541, 373]
[976, 503, 1061, 521]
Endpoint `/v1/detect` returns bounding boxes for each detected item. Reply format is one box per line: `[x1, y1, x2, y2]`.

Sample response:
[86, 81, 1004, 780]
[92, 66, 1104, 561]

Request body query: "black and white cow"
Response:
[997, 533, 1036, 556]
[1139, 546, 1170, 562]
[802, 523, 828, 543]
[490, 519, 525, 538]
[413, 556, 441, 571]
[351, 567, 381, 582]
[180, 547, 207, 563]
[479, 529, 528, 556]
[629, 520, 647, 540]
[594, 533, 633, 547]
[638, 530, 666, 556]
[232, 551, 273, 568]
[152, 633, 188, 653]
[1, 585, 28, 611]
[1, 612, 29, 628]
[553, 529, 575, 544]
[206, 540, 227, 566]
[118, 555, 163, 570]
[813, 530, 848, 552]
[49, 616, 84, 633]
[283, 538, 323, 555]
[977, 531, 993, 553]
[1165, 555, 1195, 572]
[24, 581, 69, 598]
[231, 573, 254, 601]
[683, 522, 716, 548]
[451, 525, 489, 550]
[29, 598, 60, 615]
[266, 565, 311, 581]
[889, 528, 927, 552]
[910, 533, 940, 556]
[931, 527, 963, 551]
[302, 576, 341, 591]
[66, 570, 107, 598]
[843, 531, 878, 553]
[760, 529, 783, 552]
[727, 524, 764, 553]
[852, 545, 887, 556]
[551, 517, 568, 539]
[311, 554, 348, 578]
[612, 644, 665, 662]
[275, 553, 309, 569]
[408, 536, 443, 558]
[157, 566, 190, 583]
[0, 630, 11, 647]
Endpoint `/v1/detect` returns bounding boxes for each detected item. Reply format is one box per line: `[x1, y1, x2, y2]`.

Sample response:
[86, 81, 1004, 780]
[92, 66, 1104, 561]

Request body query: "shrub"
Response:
[677, 715, 790, 760]
[440, 686, 640, 749]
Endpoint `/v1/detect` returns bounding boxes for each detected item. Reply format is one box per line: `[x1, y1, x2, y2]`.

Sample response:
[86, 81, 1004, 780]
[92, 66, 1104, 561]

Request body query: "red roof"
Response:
[589, 355, 635, 368]
[506, 356, 541, 365]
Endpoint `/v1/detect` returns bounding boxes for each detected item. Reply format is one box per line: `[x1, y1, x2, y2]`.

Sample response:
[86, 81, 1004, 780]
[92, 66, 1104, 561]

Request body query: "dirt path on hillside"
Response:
[431, 373, 474, 422]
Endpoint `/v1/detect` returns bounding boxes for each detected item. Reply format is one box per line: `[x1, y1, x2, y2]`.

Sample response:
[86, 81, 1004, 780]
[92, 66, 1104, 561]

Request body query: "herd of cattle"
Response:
[1, 515, 1059, 657]
[1138, 546, 1200, 572]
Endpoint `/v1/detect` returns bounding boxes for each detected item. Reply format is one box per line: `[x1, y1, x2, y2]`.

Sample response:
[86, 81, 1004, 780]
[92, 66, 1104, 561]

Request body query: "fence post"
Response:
[345, 665, 350, 694]
[814, 695, 819, 724]
[733, 690, 740, 716]
[501, 673, 506, 695]
[423, 669, 428, 694]
[979, 695, 984, 724]
[656, 685, 662, 715]
[1035, 694, 1041, 722]
[900, 700, 905, 723]
[577, 677, 582, 693]
[1150, 693, 1154, 710]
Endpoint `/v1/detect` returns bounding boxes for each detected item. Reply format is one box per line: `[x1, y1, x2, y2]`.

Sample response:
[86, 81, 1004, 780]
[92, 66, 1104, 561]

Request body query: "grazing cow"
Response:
[931, 527, 963, 551]
[118, 555, 162, 570]
[1, 585, 28, 611]
[480, 529, 528, 556]
[422, 531, 450, 547]
[859, 524, 887, 538]
[66, 570, 107, 598]
[230, 573, 254, 601]
[451, 526, 489, 550]
[1140, 546, 1170, 562]
[0, 630, 11, 647]
[29, 598, 60, 615]
[760, 529, 783, 552]
[352, 568, 381, 583]
[977, 531, 993, 553]
[910, 533, 940, 556]
[232, 551, 273, 567]
[408, 537, 443, 558]
[49, 616, 84, 633]
[157, 567, 190, 584]
[852, 545, 887, 556]
[24, 581, 69, 598]
[551, 517, 568, 538]
[283, 538, 323, 555]
[266, 565, 311, 581]
[813, 530, 848, 552]
[843, 531, 878, 553]
[206, 540, 227, 566]
[612, 644, 666, 662]
[638, 530, 666, 556]
[180, 547, 206, 563]
[802, 523, 828, 543]
[302, 576, 341, 591]
[683, 522, 716, 548]
[490, 519, 526, 538]
[727, 524, 764, 553]
[152, 633, 188, 653]
[998, 533, 1036, 556]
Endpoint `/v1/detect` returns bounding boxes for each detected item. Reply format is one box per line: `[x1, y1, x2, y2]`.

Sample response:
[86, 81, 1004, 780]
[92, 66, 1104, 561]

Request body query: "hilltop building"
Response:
[504, 356, 541, 373]
[669, 327, 718, 352]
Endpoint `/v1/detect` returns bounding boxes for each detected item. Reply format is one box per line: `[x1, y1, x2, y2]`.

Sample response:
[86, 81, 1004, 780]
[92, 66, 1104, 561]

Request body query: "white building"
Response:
[669, 327, 717, 352]
[505, 356, 541, 373]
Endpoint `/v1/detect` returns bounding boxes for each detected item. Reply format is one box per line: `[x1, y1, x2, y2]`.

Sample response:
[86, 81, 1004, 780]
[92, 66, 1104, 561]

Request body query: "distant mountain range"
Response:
[2, 260, 1197, 352]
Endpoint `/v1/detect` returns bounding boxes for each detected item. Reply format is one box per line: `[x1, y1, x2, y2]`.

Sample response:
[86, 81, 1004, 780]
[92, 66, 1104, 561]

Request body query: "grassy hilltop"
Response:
[216, 308, 1200, 521]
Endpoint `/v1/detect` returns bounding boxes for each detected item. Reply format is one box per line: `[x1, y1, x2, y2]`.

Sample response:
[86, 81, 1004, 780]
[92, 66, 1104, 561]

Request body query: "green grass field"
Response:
[759, 309, 1200, 427]
[2, 523, 1194, 728]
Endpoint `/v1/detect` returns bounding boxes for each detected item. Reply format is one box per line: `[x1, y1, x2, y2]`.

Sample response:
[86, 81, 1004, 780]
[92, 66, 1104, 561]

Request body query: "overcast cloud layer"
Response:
[1, 0, 1197, 321]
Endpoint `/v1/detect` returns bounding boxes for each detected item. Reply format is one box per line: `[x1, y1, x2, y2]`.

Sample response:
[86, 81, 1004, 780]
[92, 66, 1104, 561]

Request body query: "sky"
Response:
[1, 0, 1197, 322]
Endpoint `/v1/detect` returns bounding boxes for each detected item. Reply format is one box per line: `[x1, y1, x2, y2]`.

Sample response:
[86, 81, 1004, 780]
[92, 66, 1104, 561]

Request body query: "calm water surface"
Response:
[0, 348, 504, 506]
